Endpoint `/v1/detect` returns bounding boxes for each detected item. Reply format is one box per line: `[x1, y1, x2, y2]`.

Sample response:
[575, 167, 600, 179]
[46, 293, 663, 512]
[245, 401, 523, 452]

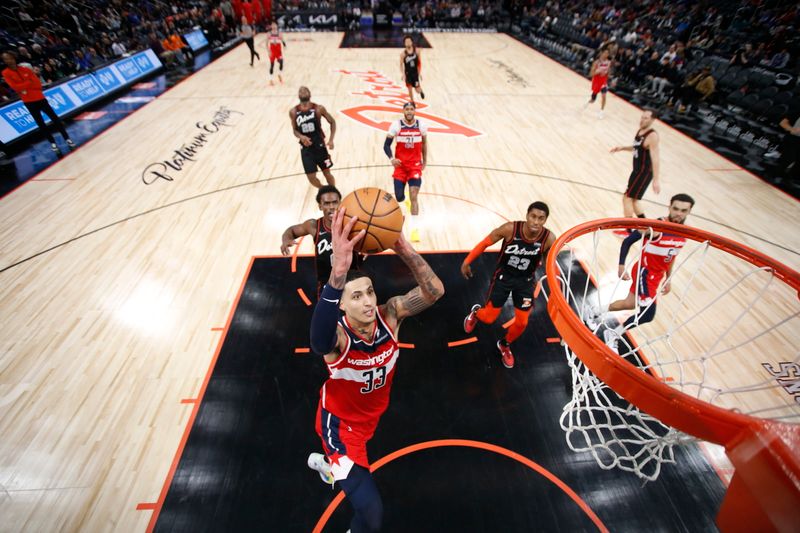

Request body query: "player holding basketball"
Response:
[268, 21, 286, 85]
[280, 185, 363, 296]
[610, 109, 661, 224]
[584, 193, 695, 353]
[461, 202, 556, 368]
[584, 47, 612, 118]
[401, 35, 425, 103]
[384, 101, 427, 243]
[290, 86, 336, 188]
[307, 207, 444, 532]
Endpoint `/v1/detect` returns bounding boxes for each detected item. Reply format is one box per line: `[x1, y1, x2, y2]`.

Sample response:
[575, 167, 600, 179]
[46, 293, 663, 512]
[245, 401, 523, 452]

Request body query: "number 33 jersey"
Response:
[494, 221, 551, 281]
[320, 309, 399, 435]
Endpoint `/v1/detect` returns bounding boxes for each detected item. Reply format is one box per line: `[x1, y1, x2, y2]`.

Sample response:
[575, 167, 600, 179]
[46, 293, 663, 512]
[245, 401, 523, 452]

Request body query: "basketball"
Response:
[340, 187, 404, 254]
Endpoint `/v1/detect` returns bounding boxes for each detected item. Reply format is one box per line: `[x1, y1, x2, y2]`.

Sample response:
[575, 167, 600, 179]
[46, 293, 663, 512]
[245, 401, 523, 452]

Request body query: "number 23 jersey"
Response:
[320, 309, 399, 434]
[494, 221, 551, 281]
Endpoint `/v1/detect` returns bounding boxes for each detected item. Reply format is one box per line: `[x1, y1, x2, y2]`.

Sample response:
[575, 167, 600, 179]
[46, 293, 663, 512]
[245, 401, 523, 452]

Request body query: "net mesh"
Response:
[548, 223, 800, 481]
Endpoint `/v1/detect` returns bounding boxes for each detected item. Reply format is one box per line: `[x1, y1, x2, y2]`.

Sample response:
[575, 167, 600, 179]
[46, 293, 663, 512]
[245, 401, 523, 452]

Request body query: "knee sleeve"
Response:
[279, 58, 284, 71]
[505, 308, 530, 343]
[590, 93, 598, 102]
[623, 302, 657, 329]
[476, 303, 501, 324]
[270, 62, 275, 74]
[394, 179, 405, 202]
[339, 465, 383, 533]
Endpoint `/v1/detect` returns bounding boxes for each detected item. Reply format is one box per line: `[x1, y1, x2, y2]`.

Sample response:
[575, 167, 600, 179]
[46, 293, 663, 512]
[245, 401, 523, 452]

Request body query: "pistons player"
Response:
[280, 185, 363, 296]
[610, 109, 661, 225]
[584, 47, 612, 118]
[401, 35, 425, 103]
[584, 193, 695, 353]
[290, 86, 336, 188]
[267, 21, 286, 85]
[461, 202, 556, 368]
[307, 207, 444, 532]
[384, 101, 428, 242]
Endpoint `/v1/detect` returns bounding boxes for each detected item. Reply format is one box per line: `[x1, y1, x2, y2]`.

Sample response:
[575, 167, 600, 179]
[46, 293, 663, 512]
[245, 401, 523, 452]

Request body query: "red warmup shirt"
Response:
[2, 65, 45, 103]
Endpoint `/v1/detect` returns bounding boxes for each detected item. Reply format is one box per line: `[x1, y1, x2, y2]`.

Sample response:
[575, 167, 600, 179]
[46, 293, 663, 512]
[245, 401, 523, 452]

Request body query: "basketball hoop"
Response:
[545, 218, 800, 532]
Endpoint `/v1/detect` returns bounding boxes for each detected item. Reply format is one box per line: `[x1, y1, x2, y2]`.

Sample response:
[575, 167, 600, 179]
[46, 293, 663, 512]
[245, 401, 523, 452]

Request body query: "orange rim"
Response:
[544, 218, 800, 447]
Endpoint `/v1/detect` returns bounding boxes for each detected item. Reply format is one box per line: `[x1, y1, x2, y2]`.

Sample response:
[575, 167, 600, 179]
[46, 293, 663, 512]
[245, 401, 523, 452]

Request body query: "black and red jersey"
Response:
[493, 222, 551, 280]
[294, 103, 325, 146]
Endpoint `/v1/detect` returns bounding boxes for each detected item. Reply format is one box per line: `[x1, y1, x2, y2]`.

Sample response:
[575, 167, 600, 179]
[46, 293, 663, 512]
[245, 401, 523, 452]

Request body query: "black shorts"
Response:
[625, 169, 653, 200]
[301, 143, 333, 174]
[405, 70, 420, 88]
[486, 273, 535, 310]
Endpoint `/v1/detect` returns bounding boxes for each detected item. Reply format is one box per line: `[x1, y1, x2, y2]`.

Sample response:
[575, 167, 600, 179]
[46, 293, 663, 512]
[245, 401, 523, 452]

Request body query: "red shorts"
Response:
[591, 75, 608, 95]
[269, 49, 282, 61]
[392, 162, 423, 183]
[629, 262, 664, 305]
[316, 403, 375, 478]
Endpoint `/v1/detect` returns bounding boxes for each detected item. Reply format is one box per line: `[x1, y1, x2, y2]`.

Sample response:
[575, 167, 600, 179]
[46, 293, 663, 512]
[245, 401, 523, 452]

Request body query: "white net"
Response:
[548, 223, 800, 482]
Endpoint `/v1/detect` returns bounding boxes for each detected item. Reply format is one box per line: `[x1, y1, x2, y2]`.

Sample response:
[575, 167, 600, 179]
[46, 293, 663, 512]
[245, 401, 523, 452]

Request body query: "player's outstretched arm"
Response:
[281, 219, 315, 256]
[460, 222, 512, 279]
[383, 234, 444, 324]
[310, 209, 365, 356]
[610, 145, 634, 153]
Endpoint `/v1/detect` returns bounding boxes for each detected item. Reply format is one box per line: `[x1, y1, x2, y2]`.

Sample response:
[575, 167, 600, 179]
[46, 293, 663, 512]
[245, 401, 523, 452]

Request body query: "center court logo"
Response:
[336, 70, 483, 137]
[140, 106, 243, 185]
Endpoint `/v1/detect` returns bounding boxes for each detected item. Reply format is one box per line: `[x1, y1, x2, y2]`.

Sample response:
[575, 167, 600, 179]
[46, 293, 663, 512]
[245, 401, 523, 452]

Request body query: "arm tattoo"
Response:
[399, 287, 432, 316]
[393, 248, 444, 318]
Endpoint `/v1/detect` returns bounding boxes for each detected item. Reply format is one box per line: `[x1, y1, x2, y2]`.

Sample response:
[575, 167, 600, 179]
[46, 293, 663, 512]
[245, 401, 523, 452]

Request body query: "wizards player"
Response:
[584, 193, 695, 352]
[384, 101, 428, 242]
[307, 207, 444, 532]
[268, 21, 286, 85]
[584, 47, 612, 118]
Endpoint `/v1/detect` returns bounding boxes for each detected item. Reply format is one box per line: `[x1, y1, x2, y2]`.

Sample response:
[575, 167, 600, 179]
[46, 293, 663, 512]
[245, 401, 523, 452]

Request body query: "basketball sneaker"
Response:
[603, 329, 620, 354]
[50, 143, 59, 153]
[582, 303, 602, 330]
[463, 304, 481, 333]
[597, 110, 605, 119]
[66, 139, 75, 148]
[307, 453, 334, 485]
[410, 228, 420, 242]
[497, 340, 514, 368]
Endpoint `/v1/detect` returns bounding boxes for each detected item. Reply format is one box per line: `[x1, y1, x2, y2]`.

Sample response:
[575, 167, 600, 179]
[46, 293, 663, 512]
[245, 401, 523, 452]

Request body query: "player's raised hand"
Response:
[461, 262, 473, 279]
[618, 264, 631, 280]
[331, 207, 364, 266]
